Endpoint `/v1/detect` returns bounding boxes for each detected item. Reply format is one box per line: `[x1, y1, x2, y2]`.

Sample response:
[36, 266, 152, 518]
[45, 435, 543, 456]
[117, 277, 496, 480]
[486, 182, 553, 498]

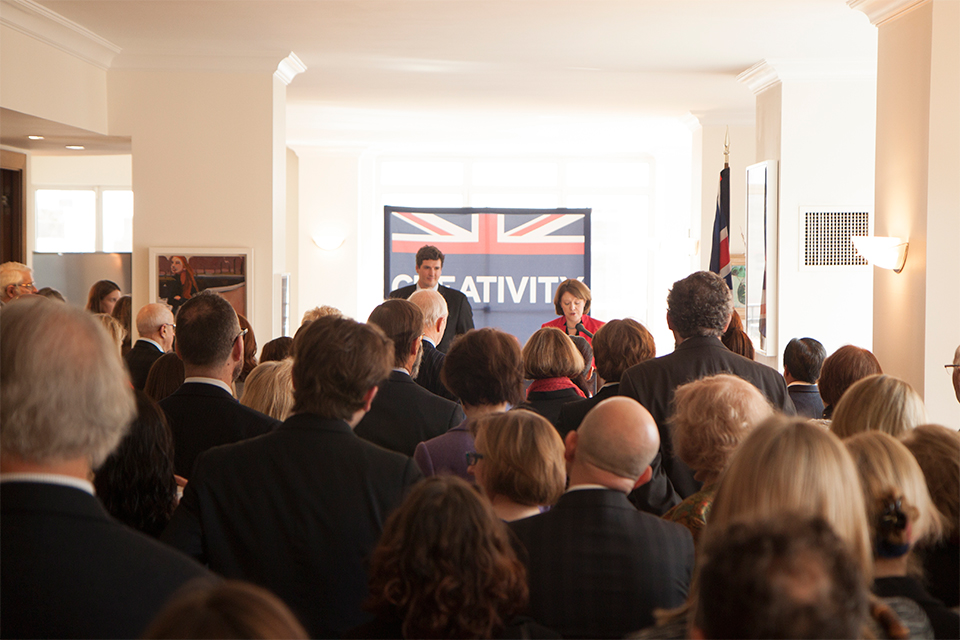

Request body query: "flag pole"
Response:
[724, 126, 730, 169]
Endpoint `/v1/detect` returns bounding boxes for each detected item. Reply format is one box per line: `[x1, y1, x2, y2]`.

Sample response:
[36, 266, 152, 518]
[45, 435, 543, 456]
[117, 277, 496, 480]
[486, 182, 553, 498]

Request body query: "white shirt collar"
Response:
[422, 335, 436, 348]
[139, 338, 164, 352]
[184, 376, 235, 395]
[0, 473, 95, 495]
[565, 483, 609, 493]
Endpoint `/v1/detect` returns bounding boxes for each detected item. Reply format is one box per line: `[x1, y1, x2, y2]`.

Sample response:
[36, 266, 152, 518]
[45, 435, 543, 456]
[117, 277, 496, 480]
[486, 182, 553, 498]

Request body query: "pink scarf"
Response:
[527, 377, 586, 398]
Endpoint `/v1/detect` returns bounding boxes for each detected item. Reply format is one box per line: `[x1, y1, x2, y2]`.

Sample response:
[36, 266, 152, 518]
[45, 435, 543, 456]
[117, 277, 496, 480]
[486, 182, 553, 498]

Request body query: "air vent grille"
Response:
[803, 210, 869, 267]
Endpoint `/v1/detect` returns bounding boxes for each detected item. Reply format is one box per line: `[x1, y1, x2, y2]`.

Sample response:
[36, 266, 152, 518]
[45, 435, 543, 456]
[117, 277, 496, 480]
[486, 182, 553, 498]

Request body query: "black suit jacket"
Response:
[159, 382, 280, 478]
[555, 383, 620, 439]
[162, 415, 423, 638]
[124, 339, 164, 390]
[389, 283, 474, 353]
[517, 387, 584, 428]
[509, 489, 694, 639]
[414, 339, 457, 400]
[355, 370, 465, 457]
[620, 336, 795, 507]
[788, 383, 825, 419]
[2, 482, 210, 639]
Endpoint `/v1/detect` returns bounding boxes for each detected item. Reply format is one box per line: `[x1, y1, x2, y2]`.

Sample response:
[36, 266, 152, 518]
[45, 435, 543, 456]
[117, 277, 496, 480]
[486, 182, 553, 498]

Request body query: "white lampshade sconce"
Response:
[312, 233, 346, 252]
[851, 236, 909, 273]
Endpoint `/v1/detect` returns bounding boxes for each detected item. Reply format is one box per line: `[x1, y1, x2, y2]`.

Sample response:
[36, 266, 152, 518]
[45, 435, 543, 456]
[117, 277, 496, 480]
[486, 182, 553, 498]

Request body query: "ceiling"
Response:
[15, 0, 878, 151]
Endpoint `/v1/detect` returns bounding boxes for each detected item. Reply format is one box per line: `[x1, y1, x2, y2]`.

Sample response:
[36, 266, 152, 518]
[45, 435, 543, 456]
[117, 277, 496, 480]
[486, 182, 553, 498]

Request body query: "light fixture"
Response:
[852, 236, 909, 273]
[28, 135, 44, 140]
[312, 233, 346, 252]
[65, 145, 85, 150]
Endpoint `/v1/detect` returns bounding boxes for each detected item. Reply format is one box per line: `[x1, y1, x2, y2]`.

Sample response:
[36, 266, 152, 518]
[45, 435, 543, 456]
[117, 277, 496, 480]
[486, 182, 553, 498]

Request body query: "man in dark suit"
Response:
[620, 271, 795, 514]
[510, 397, 695, 639]
[783, 337, 827, 419]
[159, 292, 278, 478]
[124, 302, 175, 389]
[1, 298, 210, 639]
[388, 244, 473, 353]
[162, 315, 422, 638]
[356, 299, 464, 456]
[408, 288, 457, 400]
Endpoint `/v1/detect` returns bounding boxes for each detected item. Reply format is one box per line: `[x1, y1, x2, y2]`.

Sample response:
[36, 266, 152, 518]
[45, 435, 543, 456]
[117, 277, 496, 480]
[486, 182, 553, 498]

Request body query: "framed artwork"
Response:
[149, 248, 252, 321]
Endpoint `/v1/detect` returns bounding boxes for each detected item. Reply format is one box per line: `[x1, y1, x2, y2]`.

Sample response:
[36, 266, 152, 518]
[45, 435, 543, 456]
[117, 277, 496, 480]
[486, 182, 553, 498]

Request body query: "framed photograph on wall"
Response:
[149, 248, 253, 321]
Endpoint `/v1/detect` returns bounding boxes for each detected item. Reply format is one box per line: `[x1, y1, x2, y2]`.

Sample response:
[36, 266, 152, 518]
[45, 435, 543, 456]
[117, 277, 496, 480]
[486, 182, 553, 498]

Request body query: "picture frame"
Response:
[149, 248, 253, 321]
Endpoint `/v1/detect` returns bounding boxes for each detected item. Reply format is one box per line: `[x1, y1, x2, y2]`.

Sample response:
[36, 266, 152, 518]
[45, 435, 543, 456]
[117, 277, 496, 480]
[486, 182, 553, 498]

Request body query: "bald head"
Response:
[136, 303, 175, 350]
[576, 397, 660, 484]
[408, 289, 448, 344]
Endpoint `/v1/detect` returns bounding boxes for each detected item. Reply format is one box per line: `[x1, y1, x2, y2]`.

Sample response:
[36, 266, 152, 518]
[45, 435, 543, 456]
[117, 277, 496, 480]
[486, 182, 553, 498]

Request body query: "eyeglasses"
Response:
[16, 281, 36, 290]
[162, 323, 176, 331]
[235, 327, 249, 342]
[465, 451, 484, 466]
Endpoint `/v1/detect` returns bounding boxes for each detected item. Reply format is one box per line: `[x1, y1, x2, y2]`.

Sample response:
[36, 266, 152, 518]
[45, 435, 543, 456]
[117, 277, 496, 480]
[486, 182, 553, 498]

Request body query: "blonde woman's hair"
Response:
[239, 359, 294, 421]
[522, 327, 584, 380]
[707, 416, 873, 581]
[473, 410, 566, 507]
[846, 431, 946, 550]
[94, 313, 127, 359]
[900, 424, 960, 538]
[831, 374, 928, 439]
[671, 374, 774, 484]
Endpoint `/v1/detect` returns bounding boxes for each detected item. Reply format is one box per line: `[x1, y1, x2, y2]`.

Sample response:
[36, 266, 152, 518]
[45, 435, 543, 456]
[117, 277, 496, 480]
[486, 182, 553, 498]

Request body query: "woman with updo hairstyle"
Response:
[541, 279, 604, 344]
[239, 359, 295, 421]
[661, 374, 774, 545]
[818, 344, 882, 419]
[144, 352, 185, 403]
[468, 410, 566, 522]
[518, 327, 585, 427]
[845, 431, 958, 639]
[351, 476, 554, 639]
[831, 374, 928, 439]
[414, 328, 524, 480]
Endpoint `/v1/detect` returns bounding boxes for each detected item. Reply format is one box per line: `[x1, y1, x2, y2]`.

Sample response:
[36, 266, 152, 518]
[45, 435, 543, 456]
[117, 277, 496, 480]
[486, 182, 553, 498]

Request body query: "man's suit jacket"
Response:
[124, 339, 164, 390]
[509, 488, 695, 639]
[162, 413, 422, 639]
[160, 382, 280, 478]
[389, 283, 474, 353]
[414, 339, 457, 400]
[355, 370, 465, 457]
[555, 383, 620, 439]
[789, 383, 825, 419]
[620, 335, 795, 508]
[2, 481, 210, 639]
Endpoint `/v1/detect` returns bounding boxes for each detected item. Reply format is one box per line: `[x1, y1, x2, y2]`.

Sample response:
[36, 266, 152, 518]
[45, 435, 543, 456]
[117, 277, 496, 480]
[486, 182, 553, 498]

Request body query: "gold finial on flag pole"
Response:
[724, 126, 730, 169]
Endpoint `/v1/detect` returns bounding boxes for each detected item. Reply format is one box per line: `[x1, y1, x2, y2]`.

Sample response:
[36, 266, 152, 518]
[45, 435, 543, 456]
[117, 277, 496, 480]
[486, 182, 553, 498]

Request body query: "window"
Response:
[35, 188, 133, 253]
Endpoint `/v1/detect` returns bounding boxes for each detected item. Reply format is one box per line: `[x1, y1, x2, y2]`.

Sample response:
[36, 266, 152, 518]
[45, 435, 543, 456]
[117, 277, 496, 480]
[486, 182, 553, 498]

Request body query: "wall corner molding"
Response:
[275, 52, 307, 86]
[0, 0, 120, 69]
[847, 0, 929, 26]
[737, 60, 781, 94]
[738, 58, 876, 93]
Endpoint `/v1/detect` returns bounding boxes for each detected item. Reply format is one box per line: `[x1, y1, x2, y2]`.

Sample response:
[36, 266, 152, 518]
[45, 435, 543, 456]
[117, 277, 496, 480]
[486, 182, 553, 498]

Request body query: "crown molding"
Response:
[689, 109, 756, 128]
[275, 52, 307, 86]
[738, 58, 876, 94]
[110, 52, 286, 73]
[0, 0, 120, 69]
[847, 0, 929, 26]
[737, 61, 782, 94]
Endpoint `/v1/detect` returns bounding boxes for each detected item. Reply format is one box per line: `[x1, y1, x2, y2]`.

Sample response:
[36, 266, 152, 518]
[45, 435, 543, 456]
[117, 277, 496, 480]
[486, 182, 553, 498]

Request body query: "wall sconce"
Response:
[852, 236, 909, 273]
[312, 233, 346, 252]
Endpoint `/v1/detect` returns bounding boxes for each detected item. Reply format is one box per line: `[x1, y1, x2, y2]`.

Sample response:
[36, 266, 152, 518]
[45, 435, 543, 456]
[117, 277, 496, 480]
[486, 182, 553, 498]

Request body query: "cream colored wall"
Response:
[30, 154, 131, 186]
[285, 147, 299, 331]
[0, 25, 108, 134]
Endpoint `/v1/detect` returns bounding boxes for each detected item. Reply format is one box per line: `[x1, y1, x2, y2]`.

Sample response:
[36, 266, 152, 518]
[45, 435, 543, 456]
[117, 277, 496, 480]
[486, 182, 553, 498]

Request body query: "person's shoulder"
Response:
[439, 284, 469, 302]
[389, 284, 416, 298]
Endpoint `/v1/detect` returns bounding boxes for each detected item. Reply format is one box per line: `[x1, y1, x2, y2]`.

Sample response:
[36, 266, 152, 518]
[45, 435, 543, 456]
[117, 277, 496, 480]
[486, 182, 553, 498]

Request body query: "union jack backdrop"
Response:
[384, 207, 591, 344]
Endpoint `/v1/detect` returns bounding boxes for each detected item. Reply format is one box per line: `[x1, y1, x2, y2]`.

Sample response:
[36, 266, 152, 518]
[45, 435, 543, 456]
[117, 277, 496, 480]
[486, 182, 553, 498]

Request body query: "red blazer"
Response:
[541, 314, 605, 345]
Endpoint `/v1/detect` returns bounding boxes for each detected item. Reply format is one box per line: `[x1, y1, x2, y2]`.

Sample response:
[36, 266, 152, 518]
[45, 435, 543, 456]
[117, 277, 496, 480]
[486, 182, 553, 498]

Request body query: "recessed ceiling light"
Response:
[65, 145, 85, 150]
[28, 135, 44, 140]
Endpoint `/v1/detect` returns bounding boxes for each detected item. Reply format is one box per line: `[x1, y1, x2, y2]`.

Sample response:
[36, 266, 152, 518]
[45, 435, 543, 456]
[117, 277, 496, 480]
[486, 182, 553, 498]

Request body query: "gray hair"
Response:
[666, 271, 733, 338]
[136, 303, 174, 336]
[1, 297, 136, 467]
[407, 289, 448, 329]
[0, 261, 30, 291]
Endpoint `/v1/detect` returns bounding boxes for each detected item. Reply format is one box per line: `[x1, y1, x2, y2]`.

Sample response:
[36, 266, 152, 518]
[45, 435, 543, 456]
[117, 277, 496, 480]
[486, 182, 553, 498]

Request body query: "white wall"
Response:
[30, 154, 131, 186]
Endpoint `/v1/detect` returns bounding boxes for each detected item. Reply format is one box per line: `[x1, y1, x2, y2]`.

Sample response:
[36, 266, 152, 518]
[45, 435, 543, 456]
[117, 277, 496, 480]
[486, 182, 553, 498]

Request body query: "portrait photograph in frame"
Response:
[149, 248, 253, 321]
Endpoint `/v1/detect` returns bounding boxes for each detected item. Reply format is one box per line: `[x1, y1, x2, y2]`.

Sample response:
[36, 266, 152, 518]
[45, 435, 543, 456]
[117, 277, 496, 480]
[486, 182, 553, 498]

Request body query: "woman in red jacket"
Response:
[541, 278, 604, 345]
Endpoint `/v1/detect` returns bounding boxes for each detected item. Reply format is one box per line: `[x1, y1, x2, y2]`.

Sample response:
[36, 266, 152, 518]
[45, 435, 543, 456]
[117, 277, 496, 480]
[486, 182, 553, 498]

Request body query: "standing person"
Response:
[125, 303, 176, 390]
[407, 288, 457, 400]
[783, 336, 827, 419]
[111, 294, 133, 357]
[86, 279, 122, 314]
[162, 315, 423, 638]
[541, 279, 605, 345]
[818, 344, 883, 419]
[1, 297, 209, 639]
[389, 245, 474, 353]
[0, 261, 37, 304]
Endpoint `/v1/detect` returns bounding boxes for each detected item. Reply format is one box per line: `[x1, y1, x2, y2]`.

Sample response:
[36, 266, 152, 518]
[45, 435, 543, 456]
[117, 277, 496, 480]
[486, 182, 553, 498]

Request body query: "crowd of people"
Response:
[1, 252, 958, 640]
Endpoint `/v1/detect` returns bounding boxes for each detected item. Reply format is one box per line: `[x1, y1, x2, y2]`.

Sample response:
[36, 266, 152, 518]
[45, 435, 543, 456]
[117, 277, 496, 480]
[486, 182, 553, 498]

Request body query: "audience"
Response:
[94, 389, 178, 538]
[517, 326, 585, 427]
[355, 298, 464, 456]
[239, 359, 295, 421]
[162, 314, 422, 638]
[569, 334, 595, 397]
[661, 374, 774, 545]
[235, 314, 258, 397]
[415, 328, 524, 479]
[831, 374, 928, 439]
[301, 304, 342, 324]
[159, 292, 279, 479]
[36, 285, 65, 302]
[845, 431, 958, 639]
[407, 288, 457, 400]
[144, 352, 185, 402]
[351, 476, 555, 639]
[0, 260, 37, 303]
[143, 580, 308, 640]
[86, 279, 122, 314]
[111, 294, 133, 356]
[126, 303, 176, 390]
[468, 410, 566, 522]
[510, 397, 695, 638]
[556, 318, 656, 438]
[720, 310, 755, 359]
[783, 336, 827, 419]
[818, 343, 883, 419]
[0, 297, 209, 639]
[259, 336, 293, 362]
[95, 312, 127, 358]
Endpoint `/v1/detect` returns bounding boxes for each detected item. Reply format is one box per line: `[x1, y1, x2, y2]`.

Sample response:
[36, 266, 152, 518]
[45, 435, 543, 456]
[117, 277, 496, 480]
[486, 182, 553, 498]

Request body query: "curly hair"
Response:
[93, 389, 177, 537]
[365, 476, 528, 639]
[666, 271, 733, 338]
[441, 329, 523, 407]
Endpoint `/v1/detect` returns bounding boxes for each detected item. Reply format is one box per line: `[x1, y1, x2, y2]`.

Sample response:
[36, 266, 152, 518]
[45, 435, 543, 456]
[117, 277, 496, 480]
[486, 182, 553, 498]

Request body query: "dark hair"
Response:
[85, 279, 121, 313]
[144, 352, 185, 402]
[237, 315, 258, 382]
[260, 337, 293, 362]
[368, 298, 424, 369]
[593, 319, 655, 382]
[552, 279, 592, 316]
[111, 295, 133, 356]
[142, 579, 308, 639]
[569, 335, 593, 396]
[415, 245, 445, 268]
[818, 345, 882, 409]
[696, 515, 868, 639]
[93, 389, 177, 538]
[441, 329, 524, 407]
[36, 287, 65, 302]
[783, 337, 827, 384]
[721, 313, 755, 359]
[365, 476, 528, 639]
[292, 315, 393, 420]
[666, 271, 733, 338]
[175, 292, 239, 367]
